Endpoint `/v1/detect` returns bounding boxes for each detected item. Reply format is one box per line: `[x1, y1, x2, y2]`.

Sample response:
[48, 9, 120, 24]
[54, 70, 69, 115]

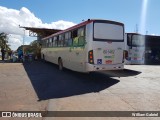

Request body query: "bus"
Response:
[124, 33, 145, 65]
[145, 35, 160, 64]
[41, 19, 125, 72]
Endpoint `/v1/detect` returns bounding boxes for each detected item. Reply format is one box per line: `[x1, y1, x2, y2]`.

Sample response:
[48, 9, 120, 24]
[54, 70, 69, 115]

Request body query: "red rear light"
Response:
[90, 56, 93, 59]
[89, 51, 93, 55]
[123, 50, 128, 59]
[88, 50, 94, 64]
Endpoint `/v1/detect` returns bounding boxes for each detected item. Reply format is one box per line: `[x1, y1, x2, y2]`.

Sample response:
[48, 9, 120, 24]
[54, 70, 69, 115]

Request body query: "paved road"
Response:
[0, 61, 49, 120]
[0, 61, 160, 120]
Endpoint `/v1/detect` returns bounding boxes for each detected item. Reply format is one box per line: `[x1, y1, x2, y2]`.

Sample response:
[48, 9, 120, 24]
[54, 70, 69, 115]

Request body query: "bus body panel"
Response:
[66, 47, 86, 72]
[128, 47, 145, 64]
[92, 42, 124, 65]
[42, 47, 87, 72]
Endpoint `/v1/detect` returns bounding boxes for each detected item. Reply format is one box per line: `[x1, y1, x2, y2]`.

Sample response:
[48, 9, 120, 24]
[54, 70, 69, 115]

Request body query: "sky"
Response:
[0, 0, 160, 50]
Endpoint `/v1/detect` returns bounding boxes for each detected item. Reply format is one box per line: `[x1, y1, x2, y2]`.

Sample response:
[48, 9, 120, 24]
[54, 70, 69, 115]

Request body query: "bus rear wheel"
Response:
[58, 58, 63, 70]
[42, 54, 45, 62]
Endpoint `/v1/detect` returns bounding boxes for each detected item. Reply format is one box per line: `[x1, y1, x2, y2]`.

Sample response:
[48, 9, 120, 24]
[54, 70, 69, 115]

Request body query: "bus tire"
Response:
[58, 58, 63, 70]
[42, 54, 45, 62]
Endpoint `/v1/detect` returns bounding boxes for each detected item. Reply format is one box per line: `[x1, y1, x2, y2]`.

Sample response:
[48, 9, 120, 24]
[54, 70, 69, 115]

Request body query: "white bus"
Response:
[124, 33, 145, 64]
[41, 19, 125, 72]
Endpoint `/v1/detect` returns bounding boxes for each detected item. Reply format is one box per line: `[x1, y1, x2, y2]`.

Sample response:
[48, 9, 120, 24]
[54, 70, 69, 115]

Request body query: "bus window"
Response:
[68, 32, 72, 46]
[132, 35, 145, 46]
[127, 35, 132, 46]
[46, 39, 49, 48]
[54, 36, 58, 47]
[42, 40, 45, 48]
[62, 34, 64, 46]
[78, 27, 85, 46]
[58, 34, 64, 47]
[72, 29, 78, 46]
[58, 35, 61, 47]
[64, 32, 69, 47]
[94, 22, 123, 41]
[52, 37, 55, 47]
[49, 38, 52, 47]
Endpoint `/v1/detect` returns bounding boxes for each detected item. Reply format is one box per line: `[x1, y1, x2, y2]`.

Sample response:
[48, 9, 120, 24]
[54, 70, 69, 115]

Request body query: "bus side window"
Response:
[42, 41, 45, 48]
[55, 36, 58, 47]
[45, 40, 47, 48]
[52, 37, 54, 47]
[49, 38, 52, 47]
[78, 27, 85, 46]
[62, 34, 65, 47]
[127, 35, 132, 46]
[68, 32, 72, 46]
[72, 29, 78, 46]
[127, 35, 132, 49]
[46, 39, 49, 48]
[58, 35, 61, 47]
[64, 32, 68, 47]
[58, 34, 64, 47]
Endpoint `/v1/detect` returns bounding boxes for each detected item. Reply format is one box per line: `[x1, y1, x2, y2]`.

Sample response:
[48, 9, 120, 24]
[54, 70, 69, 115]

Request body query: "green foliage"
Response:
[0, 32, 11, 52]
[0, 32, 8, 48]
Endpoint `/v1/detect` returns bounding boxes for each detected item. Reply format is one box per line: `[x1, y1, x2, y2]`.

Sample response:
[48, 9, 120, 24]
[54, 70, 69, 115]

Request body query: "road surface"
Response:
[0, 61, 160, 120]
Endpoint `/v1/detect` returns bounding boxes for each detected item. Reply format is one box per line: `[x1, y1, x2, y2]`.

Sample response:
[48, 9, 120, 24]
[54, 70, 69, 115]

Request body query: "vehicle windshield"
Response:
[132, 35, 145, 46]
[94, 22, 124, 41]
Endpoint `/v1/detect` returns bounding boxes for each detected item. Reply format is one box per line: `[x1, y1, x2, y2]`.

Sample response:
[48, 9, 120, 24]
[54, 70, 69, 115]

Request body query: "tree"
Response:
[0, 32, 8, 49]
[29, 40, 42, 59]
[0, 33, 12, 60]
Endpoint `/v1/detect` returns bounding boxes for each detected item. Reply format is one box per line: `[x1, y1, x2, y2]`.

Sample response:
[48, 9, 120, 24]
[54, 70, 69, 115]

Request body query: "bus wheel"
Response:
[58, 58, 63, 70]
[42, 54, 45, 62]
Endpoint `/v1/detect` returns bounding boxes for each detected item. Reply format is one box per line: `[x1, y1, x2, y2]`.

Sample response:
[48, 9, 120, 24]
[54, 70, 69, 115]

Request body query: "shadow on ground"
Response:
[100, 68, 141, 77]
[23, 61, 120, 100]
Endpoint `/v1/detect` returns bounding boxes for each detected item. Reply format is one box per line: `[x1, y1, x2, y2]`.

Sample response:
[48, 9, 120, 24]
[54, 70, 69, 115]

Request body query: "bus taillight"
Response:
[88, 50, 94, 64]
[123, 50, 128, 60]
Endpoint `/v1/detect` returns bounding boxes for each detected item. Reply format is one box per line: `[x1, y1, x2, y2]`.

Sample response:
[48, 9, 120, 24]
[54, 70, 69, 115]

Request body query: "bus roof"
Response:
[126, 33, 142, 35]
[42, 19, 124, 40]
[126, 33, 160, 37]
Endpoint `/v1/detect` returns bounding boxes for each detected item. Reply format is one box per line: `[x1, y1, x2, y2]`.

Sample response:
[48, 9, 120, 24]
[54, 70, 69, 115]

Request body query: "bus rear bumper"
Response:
[86, 63, 124, 72]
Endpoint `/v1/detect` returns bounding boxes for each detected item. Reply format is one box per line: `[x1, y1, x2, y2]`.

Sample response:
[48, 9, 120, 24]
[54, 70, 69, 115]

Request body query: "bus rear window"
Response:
[94, 23, 124, 41]
[132, 35, 145, 46]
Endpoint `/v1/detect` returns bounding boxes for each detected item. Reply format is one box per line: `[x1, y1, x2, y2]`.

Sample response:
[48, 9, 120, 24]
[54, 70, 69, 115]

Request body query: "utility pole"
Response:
[135, 24, 138, 33]
[23, 29, 25, 62]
